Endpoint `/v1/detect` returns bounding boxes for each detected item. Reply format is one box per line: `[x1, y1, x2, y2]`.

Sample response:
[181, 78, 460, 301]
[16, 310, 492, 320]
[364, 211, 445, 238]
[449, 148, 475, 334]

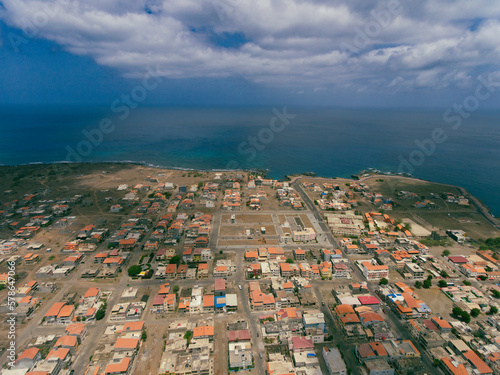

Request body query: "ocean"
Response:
[0, 105, 499, 216]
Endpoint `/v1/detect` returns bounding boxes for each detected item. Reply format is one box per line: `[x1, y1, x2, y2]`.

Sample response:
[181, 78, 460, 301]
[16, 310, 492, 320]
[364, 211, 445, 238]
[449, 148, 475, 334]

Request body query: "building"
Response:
[292, 228, 316, 242]
[323, 347, 347, 375]
[293, 248, 306, 261]
[404, 263, 425, 279]
[361, 261, 389, 281]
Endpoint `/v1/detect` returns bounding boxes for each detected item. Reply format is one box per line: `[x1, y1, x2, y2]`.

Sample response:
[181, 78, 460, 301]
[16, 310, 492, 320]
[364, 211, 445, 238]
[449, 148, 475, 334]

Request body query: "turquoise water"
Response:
[0, 106, 499, 215]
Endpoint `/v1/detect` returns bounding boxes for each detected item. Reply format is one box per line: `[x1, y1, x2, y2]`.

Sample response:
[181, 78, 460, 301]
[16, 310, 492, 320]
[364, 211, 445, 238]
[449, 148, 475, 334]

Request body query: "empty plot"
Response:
[221, 213, 274, 224]
[220, 225, 277, 236]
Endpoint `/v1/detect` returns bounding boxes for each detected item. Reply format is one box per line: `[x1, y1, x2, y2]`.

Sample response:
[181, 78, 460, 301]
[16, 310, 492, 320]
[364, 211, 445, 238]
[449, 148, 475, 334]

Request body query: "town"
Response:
[1, 163, 500, 375]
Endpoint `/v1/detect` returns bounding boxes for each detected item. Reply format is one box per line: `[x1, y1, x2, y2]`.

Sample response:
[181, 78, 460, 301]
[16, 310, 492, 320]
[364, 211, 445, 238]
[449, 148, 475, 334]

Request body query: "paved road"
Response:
[233, 252, 266, 375]
[294, 177, 438, 375]
[311, 285, 362, 375]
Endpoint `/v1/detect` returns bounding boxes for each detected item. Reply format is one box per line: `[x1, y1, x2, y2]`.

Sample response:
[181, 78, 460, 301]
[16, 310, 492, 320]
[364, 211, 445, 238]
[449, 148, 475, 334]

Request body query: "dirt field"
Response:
[417, 212, 500, 239]
[221, 213, 274, 224]
[218, 238, 280, 246]
[417, 286, 455, 318]
[219, 225, 277, 237]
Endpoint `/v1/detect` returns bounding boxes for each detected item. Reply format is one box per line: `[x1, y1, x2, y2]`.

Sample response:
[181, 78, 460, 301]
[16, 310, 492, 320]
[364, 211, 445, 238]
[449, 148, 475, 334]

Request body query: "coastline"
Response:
[0, 161, 498, 228]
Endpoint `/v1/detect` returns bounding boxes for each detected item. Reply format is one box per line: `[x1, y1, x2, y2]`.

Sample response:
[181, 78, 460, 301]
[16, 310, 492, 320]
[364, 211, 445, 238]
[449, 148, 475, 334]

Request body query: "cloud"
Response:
[1, 0, 499, 93]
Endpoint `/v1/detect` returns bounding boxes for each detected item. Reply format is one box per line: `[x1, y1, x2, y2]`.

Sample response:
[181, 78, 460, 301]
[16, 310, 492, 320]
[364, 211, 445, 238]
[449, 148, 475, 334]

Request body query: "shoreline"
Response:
[0, 161, 498, 226]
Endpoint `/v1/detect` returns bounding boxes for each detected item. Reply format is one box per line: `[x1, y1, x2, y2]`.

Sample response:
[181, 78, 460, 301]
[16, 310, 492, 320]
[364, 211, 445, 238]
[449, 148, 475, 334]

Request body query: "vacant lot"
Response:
[220, 225, 277, 236]
[418, 212, 500, 239]
[221, 213, 274, 224]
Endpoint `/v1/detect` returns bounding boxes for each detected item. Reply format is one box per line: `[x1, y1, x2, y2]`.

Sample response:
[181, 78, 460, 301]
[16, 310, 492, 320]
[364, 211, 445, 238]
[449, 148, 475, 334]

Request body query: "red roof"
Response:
[448, 256, 468, 263]
[228, 330, 251, 342]
[291, 336, 314, 350]
[358, 295, 380, 305]
[214, 278, 226, 291]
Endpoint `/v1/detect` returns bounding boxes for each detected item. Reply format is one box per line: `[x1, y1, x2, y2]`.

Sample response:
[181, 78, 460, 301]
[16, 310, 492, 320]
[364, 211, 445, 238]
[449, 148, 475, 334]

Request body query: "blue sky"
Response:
[1, 0, 500, 107]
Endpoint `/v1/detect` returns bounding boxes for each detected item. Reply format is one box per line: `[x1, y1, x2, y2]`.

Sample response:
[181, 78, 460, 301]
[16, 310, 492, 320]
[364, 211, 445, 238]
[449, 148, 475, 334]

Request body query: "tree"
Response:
[452, 307, 463, 317]
[423, 279, 432, 289]
[463, 280, 472, 286]
[414, 281, 423, 289]
[488, 306, 498, 315]
[169, 255, 181, 264]
[478, 275, 488, 281]
[427, 275, 433, 280]
[460, 311, 471, 323]
[173, 285, 180, 294]
[184, 330, 193, 345]
[286, 258, 294, 264]
[440, 271, 449, 278]
[128, 265, 142, 277]
[442, 249, 451, 257]
[95, 306, 106, 320]
[470, 308, 481, 318]
[438, 280, 448, 288]
[141, 331, 147, 341]
[492, 289, 500, 299]
[379, 278, 389, 285]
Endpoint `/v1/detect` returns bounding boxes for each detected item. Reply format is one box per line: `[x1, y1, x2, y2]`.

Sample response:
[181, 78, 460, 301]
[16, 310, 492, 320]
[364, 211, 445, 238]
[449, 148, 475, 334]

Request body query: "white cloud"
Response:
[1, 0, 499, 92]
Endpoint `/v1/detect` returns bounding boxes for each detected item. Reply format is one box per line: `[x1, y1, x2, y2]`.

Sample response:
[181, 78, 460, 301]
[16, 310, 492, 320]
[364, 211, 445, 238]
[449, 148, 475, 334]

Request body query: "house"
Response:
[291, 336, 314, 353]
[361, 261, 389, 281]
[163, 294, 176, 313]
[463, 350, 493, 375]
[15, 347, 41, 369]
[57, 305, 75, 324]
[83, 287, 100, 302]
[293, 248, 306, 261]
[54, 335, 78, 353]
[65, 323, 87, 342]
[44, 302, 66, 324]
[114, 338, 140, 352]
[105, 357, 132, 375]
[214, 278, 226, 296]
[323, 347, 347, 375]
[193, 325, 214, 341]
[165, 264, 177, 279]
[122, 321, 144, 333]
[203, 295, 215, 313]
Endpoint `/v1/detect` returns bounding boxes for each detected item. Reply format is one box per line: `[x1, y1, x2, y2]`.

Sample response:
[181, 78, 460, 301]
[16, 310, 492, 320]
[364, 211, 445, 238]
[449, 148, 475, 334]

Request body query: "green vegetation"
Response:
[420, 237, 448, 246]
[488, 306, 498, 315]
[478, 275, 488, 281]
[141, 331, 147, 341]
[379, 278, 388, 285]
[128, 265, 142, 277]
[452, 307, 471, 323]
[286, 258, 294, 263]
[173, 285, 180, 294]
[414, 281, 423, 289]
[169, 255, 181, 264]
[95, 301, 107, 321]
[492, 289, 500, 298]
[479, 237, 500, 250]
[463, 280, 472, 286]
[423, 279, 432, 289]
[438, 280, 448, 288]
[470, 308, 481, 318]
[442, 249, 451, 256]
[184, 330, 193, 345]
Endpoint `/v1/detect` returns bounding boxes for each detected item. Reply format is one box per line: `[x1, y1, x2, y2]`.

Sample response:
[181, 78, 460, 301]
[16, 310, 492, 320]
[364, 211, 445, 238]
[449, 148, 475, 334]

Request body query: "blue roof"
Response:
[215, 296, 226, 308]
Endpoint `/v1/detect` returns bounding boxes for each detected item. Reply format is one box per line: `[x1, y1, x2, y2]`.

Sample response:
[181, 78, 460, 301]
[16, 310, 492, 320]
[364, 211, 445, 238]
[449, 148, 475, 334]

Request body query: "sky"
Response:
[1, 0, 500, 107]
